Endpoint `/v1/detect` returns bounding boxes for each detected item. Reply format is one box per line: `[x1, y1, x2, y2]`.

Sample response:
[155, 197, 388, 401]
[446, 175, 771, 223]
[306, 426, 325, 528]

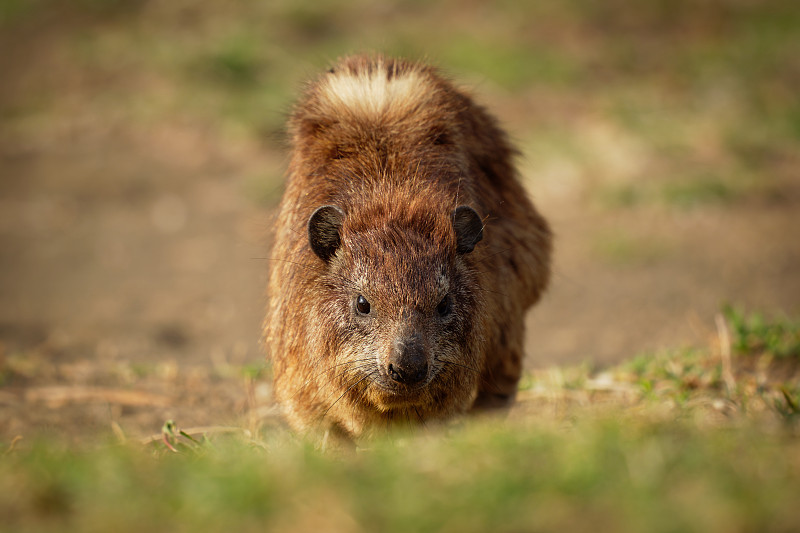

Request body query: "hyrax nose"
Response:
[387, 337, 428, 386]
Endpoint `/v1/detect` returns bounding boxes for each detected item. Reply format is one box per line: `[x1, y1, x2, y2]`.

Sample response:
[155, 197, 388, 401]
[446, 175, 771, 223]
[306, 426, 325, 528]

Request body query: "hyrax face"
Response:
[307, 204, 485, 412]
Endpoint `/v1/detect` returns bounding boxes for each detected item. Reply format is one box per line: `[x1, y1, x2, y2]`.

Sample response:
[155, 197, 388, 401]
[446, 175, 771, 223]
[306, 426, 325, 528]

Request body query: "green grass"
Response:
[724, 306, 800, 360]
[2, 309, 799, 533]
[2, 411, 798, 533]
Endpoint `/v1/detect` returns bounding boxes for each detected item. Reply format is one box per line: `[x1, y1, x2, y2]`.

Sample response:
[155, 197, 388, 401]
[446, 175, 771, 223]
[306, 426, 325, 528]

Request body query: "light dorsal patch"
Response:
[321, 64, 433, 117]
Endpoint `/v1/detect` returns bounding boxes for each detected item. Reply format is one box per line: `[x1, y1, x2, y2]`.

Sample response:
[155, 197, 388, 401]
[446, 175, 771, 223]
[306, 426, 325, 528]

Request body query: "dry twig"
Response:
[715, 313, 737, 395]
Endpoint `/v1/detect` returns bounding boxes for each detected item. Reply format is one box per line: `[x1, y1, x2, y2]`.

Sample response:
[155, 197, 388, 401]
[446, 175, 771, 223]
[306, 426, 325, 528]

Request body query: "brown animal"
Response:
[265, 55, 551, 440]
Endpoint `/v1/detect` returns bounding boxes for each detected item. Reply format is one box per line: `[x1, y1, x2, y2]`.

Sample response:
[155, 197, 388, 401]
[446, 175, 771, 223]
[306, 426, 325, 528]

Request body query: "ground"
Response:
[0, 1, 798, 444]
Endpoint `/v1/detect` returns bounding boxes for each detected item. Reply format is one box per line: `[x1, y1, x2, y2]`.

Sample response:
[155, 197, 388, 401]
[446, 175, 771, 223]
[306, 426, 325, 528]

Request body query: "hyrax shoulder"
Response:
[265, 55, 551, 440]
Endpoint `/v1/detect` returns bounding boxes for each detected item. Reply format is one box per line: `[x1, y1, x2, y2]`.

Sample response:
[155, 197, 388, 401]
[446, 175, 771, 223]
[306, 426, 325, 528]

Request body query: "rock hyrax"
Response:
[265, 55, 551, 440]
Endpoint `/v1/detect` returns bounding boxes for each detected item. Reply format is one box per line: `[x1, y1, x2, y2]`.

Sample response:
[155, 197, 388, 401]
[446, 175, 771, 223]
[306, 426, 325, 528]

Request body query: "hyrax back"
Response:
[265, 55, 551, 439]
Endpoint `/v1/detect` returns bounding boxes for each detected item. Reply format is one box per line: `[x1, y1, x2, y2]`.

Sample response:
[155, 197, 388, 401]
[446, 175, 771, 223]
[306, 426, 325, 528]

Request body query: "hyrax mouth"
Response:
[372, 361, 438, 408]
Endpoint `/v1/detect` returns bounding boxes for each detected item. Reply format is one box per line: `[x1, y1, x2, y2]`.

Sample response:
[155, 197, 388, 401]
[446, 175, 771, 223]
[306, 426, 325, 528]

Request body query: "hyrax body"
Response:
[265, 55, 551, 440]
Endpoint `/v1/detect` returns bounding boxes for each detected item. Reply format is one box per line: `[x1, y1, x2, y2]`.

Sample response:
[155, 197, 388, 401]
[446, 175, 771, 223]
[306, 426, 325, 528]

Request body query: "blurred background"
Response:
[1, 0, 798, 440]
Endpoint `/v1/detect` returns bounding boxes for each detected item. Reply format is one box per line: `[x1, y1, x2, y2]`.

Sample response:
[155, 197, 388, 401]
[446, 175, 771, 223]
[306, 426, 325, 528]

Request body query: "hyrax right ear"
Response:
[308, 205, 345, 262]
[453, 205, 484, 254]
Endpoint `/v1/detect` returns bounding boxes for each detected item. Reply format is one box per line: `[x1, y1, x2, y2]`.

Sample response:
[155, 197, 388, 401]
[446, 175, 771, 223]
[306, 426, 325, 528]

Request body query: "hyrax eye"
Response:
[436, 294, 453, 317]
[356, 295, 371, 315]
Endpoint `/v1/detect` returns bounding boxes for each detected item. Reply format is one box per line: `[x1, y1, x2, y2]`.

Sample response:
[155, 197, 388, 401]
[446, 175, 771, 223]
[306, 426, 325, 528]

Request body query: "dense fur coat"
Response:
[265, 55, 551, 439]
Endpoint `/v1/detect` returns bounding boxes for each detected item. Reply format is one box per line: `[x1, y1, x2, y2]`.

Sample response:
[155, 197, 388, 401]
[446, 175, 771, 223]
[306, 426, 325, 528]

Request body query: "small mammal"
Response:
[265, 55, 551, 440]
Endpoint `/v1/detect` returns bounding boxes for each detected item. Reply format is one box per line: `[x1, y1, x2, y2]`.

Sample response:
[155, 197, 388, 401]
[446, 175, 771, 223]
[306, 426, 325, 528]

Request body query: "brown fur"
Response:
[265, 55, 551, 440]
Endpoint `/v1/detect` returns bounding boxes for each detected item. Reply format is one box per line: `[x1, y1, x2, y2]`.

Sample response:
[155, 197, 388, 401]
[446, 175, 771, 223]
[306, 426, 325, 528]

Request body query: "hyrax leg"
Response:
[472, 323, 525, 410]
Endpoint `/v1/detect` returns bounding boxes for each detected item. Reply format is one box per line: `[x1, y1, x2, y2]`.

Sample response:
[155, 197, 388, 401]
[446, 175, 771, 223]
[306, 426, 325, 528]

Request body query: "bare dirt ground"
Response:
[1, 6, 798, 444]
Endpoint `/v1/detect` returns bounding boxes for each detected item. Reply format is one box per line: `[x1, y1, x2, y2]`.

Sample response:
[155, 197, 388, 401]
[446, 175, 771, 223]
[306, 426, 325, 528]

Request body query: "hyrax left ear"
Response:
[308, 205, 345, 262]
[453, 205, 484, 254]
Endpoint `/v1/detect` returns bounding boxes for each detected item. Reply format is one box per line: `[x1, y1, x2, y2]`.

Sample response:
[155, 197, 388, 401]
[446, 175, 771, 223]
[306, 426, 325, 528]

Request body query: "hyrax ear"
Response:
[452, 205, 484, 255]
[308, 205, 345, 262]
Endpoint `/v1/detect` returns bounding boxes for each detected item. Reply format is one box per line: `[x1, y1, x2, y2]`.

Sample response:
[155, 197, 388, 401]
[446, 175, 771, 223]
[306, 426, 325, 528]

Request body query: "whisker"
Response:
[453, 174, 462, 212]
[327, 358, 374, 374]
[284, 357, 374, 403]
[439, 359, 482, 375]
[261, 254, 361, 288]
[413, 406, 426, 427]
[473, 286, 510, 299]
[309, 360, 374, 405]
[322, 371, 375, 417]
[472, 247, 513, 265]
[258, 257, 323, 271]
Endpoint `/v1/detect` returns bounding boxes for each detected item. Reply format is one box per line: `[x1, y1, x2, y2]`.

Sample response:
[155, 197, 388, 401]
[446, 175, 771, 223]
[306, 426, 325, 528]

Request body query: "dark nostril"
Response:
[387, 363, 403, 383]
[386, 361, 427, 385]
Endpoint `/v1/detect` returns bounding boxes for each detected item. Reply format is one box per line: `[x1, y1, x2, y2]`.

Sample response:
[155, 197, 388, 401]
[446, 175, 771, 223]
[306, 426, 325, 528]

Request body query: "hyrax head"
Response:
[307, 204, 484, 410]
